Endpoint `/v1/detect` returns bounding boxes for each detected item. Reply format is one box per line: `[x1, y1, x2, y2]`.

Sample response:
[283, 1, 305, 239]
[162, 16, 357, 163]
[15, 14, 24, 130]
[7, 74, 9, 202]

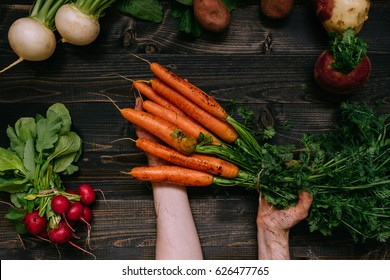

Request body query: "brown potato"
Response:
[193, 0, 231, 33]
[261, 0, 294, 20]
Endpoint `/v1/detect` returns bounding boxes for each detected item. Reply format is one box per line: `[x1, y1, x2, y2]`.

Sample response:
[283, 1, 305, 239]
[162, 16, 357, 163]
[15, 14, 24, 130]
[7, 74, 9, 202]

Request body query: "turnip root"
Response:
[55, 0, 116, 46]
[314, 50, 371, 94]
[313, 0, 371, 34]
[314, 28, 371, 94]
[0, 0, 69, 73]
[8, 18, 56, 62]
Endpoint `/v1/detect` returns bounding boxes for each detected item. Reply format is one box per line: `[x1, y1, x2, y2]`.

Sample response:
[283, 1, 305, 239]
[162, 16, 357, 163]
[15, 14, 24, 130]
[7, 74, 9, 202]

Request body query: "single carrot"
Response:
[120, 107, 197, 154]
[149, 62, 229, 120]
[136, 137, 239, 178]
[133, 80, 185, 116]
[151, 78, 239, 143]
[129, 166, 214, 187]
[142, 100, 222, 146]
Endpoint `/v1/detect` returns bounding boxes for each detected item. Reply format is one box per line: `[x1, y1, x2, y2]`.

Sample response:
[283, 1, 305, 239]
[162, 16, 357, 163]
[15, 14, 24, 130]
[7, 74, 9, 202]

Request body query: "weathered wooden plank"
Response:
[0, 0, 389, 260]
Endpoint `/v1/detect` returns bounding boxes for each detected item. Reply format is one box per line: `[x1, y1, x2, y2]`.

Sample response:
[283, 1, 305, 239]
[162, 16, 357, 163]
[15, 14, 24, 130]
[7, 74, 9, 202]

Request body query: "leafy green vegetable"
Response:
[114, 0, 252, 37]
[115, 0, 164, 23]
[170, 1, 203, 37]
[0, 103, 83, 232]
[197, 102, 390, 242]
[328, 28, 368, 74]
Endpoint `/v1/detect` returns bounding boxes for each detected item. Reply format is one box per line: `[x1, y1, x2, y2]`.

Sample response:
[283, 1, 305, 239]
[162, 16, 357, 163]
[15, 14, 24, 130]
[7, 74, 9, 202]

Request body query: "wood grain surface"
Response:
[0, 0, 389, 260]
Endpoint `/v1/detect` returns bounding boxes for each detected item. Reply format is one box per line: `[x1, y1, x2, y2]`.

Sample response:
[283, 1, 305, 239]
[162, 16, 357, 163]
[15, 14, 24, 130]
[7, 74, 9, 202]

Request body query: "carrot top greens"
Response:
[197, 102, 390, 242]
[328, 28, 368, 74]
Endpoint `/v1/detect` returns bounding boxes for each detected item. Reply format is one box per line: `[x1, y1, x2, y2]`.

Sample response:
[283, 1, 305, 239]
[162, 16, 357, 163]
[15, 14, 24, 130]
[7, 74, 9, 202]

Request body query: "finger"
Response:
[134, 96, 143, 111]
[290, 191, 313, 220]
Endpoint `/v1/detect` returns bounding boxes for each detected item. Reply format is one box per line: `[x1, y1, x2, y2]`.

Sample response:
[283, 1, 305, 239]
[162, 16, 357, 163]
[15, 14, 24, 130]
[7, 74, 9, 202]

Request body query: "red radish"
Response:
[23, 210, 47, 235]
[82, 206, 93, 223]
[65, 189, 77, 194]
[77, 184, 96, 205]
[51, 194, 76, 232]
[51, 194, 71, 215]
[66, 202, 84, 222]
[48, 221, 73, 244]
[80, 206, 93, 249]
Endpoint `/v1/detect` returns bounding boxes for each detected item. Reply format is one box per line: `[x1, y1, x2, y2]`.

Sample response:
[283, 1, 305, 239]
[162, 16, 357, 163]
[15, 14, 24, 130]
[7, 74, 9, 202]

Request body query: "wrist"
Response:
[257, 223, 291, 260]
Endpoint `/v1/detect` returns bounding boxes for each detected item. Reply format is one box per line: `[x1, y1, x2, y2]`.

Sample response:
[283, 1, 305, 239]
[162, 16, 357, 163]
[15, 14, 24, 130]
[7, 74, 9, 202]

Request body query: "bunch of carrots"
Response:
[109, 57, 390, 243]
[110, 58, 264, 190]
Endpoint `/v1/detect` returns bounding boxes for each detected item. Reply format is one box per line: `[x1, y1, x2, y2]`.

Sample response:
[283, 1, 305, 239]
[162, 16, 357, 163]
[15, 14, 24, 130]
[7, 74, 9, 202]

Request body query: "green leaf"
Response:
[35, 110, 62, 153]
[10, 192, 29, 209]
[47, 103, 72, 134]
[115, 0, 164, 23]
[0, 147, 26, 174]
[171, 3, 203, 37]
[23, 138, 36, 180]
[5, 207, 26, 221]
[48, 131, 82, 164]
[0, 177, 29, 193]
[176, 0, 192, 5]
[328, 28, 368, 74]
[6, 117, 36, 160]
[62, 164, 79, 175]
[222, 0, 252, 11]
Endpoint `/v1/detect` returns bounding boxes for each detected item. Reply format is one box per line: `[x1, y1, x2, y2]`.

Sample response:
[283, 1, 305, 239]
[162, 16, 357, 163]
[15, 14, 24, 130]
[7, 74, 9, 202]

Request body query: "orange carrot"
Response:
[151, 78, 238, 143]
[150, 62, 229, 120]
[136, 137, 239, 178]
[142, 100, 222, 146]
[129, 166, 214, 187]
[120, 107, 197, 154]
[133, 81, 185, 116]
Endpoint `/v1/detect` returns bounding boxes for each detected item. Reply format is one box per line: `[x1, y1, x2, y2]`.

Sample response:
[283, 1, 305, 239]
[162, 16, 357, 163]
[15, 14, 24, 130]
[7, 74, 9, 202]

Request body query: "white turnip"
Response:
[55, 0, 116, 46]
[0, 0, 69, 73]
[313, 0, 371, 34]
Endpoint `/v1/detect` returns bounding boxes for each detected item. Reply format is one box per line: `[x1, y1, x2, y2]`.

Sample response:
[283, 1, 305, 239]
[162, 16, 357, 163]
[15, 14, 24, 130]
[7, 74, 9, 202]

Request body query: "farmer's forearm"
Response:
[257, 225, 290, 260]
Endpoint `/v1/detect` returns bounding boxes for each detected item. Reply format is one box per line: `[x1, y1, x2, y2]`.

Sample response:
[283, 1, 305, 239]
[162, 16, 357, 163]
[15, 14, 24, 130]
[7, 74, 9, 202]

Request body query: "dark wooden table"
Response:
[0, 0, 389, 260]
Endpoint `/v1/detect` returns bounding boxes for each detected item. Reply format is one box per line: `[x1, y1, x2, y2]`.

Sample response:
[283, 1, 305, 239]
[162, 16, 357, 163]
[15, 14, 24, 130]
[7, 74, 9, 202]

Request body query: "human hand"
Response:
[256, 192, 313, 259]
[133, 97, 167, 167]
[256, 192, 313, 232]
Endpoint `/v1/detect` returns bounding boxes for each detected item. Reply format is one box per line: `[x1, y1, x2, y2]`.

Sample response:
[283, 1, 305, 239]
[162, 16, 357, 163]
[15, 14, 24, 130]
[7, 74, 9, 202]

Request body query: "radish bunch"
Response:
[0, 103, 100, 258]
[23, 184, 97, 257]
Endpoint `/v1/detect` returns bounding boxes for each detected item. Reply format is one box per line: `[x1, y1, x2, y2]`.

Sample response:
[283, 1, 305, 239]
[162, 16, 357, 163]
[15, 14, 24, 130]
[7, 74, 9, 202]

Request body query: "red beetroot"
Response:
[23, 210, 47, 235]
[313, 28, 371, 94]
[314, 50, 371, 94]
[77, 184, 96, 205]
